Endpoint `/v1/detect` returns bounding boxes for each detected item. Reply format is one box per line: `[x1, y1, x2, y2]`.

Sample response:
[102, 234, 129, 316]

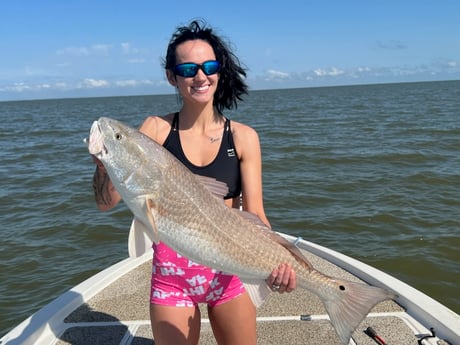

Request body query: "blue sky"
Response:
[1, 1, 459, 101]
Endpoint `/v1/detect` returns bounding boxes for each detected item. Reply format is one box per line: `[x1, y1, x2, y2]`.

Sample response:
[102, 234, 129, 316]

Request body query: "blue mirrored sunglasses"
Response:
[174, 60, 220, 78]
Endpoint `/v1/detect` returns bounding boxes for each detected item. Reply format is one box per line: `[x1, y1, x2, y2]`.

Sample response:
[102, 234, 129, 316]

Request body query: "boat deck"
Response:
[55, 248, 441, 345]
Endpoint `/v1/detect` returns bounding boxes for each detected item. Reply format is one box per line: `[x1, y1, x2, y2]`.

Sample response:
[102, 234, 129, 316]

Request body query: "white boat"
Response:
[1, 220, 459, 345]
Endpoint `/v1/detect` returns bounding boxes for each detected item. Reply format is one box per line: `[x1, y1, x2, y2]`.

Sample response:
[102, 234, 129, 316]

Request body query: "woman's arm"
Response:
[234, 122, 296, 293]
[236, 124, 269, 224]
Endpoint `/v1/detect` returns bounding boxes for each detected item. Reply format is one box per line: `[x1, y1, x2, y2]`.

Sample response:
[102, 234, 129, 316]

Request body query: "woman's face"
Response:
[167, 39, 219, 105]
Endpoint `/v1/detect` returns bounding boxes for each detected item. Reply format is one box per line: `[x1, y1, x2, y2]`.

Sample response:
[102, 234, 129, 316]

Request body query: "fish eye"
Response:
[115, 133, 122, 140]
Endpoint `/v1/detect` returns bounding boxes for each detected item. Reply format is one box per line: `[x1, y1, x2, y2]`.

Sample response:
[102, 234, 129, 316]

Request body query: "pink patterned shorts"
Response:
[150, 242, 246, 307]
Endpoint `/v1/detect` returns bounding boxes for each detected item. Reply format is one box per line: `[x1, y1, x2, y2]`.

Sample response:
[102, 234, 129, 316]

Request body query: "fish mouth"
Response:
[87, 120, 108, 157]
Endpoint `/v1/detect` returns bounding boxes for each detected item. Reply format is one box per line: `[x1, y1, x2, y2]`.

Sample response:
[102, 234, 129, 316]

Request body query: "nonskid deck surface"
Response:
[56, 250, 439, 345]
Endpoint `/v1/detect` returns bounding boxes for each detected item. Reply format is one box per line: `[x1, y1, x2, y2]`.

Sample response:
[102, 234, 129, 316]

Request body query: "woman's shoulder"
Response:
[230, 119, 259, 142]
[229, 119, 261, 158]
[140, 113, 175, 144]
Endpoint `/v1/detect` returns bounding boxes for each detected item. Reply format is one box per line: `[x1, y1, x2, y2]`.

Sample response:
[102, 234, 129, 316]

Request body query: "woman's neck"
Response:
[178, 105, 223, 132]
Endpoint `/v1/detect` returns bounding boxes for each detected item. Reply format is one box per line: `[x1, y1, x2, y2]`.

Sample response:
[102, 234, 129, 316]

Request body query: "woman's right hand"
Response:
[91, 155, 121, 210]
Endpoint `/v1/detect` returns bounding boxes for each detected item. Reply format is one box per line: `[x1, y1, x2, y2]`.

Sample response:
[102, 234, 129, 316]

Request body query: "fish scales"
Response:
[137, 141, 294, 276]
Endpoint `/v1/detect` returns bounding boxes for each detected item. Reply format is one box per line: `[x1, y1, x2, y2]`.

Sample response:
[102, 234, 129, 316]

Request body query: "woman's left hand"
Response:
[266, 263, 296, 293]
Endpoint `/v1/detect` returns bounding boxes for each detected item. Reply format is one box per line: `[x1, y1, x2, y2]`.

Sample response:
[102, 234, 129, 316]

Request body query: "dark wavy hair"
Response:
[164, 20, 248, 112]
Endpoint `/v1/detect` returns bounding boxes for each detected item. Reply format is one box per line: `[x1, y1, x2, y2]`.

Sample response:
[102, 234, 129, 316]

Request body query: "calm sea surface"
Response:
[1, 80, 459, 336]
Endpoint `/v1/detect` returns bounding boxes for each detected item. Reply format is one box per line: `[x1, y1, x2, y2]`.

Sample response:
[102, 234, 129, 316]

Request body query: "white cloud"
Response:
[80, 78, 110, 88]
[121, 42, 140, 55]
[0, 82, 52, 92]
[91, 44, 112, 55]
[357, 66, 371, 73]
[314, 67, 344, 77]
[265, 69, 290, 79]
[55, 82, 69, 89]
[0, 78, 156, 95]
[1, 82, 31, 92]
[115, 80, 138, 87]
[114, 79, 153, 87]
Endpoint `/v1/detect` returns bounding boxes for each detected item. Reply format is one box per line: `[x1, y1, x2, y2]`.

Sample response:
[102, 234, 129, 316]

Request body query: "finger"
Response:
[268, 264, 283, 293]
[285, 268, 296, 292]
[277, 264, 291, 293]
[280, 263, 291, 286]
[266, 268, 278, 287]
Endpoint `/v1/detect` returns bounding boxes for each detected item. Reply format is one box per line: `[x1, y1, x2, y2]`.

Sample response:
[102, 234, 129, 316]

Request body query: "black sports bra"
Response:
[163, 112, 242, 199]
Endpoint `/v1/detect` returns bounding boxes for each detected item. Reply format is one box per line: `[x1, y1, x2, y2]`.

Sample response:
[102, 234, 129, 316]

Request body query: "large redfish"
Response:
[87, 117, 395, 344]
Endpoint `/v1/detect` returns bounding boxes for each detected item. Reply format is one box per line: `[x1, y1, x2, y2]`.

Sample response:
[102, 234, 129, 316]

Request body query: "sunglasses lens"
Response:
[174, 63, 198, 77]
[202, 61, 220, 75]
[174, 61, 220, 77]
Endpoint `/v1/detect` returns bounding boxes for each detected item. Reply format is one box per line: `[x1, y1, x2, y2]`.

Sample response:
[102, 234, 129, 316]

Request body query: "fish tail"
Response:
[322, 280, 395, 344]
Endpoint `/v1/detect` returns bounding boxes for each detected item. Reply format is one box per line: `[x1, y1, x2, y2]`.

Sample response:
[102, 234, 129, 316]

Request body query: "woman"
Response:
[92, 20, 296, 345]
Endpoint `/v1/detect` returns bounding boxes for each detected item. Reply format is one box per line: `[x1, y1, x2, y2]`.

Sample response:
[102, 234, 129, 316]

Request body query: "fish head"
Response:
[88, 120, 106, 156]
[88, 117, 137, 161]
[87, 117, 164, 199]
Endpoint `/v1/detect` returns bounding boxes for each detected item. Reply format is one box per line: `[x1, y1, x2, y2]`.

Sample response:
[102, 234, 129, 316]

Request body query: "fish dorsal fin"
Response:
[237, 210, 313, 270]
[196, 175, 229, 199]
[237, 210, 269, 227]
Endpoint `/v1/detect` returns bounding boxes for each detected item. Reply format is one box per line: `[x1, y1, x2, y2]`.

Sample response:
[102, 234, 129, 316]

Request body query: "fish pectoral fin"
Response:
[195, 175, 229, 199]
[241, 279, 272, 308]
[128, 218, 155, 257]
[142, 196, 160, 244]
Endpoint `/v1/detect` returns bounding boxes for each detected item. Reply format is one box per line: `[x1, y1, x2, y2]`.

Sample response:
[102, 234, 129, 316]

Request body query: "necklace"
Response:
[176, 112, 223, 143]
[209, 135, 221, 143]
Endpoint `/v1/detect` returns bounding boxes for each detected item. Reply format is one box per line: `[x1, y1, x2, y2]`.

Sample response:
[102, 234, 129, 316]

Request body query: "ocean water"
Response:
[1, 80, 459, 337]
